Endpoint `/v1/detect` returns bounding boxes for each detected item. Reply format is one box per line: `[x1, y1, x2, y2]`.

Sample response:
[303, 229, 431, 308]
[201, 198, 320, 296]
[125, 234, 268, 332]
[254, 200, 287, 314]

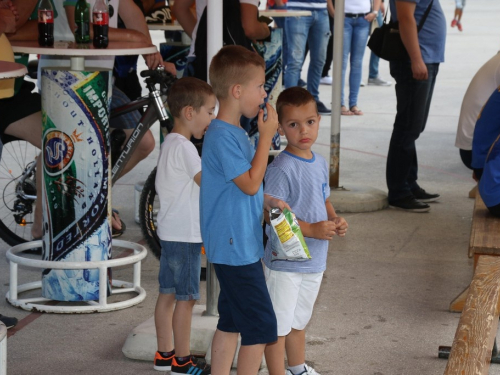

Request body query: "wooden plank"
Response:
[449, 286, 469, 313]
[469, 195, 500, 258]
[444, 255, 500, 375]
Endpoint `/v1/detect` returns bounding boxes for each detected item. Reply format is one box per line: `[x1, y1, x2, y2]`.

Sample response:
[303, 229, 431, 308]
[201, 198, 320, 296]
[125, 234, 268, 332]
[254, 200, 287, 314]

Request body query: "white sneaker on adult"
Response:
[319, 75, 332, 85]
[368, 76, 392, 86]
[286, 365, 321, 375]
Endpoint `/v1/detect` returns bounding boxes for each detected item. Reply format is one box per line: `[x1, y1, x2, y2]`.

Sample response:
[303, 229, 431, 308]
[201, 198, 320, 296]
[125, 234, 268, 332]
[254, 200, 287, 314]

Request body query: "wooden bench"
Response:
[443, 195, 500, 374]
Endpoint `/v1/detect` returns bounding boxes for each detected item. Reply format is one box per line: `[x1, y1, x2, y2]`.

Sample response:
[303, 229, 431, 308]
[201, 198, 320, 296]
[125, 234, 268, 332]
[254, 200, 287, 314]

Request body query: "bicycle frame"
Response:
[110, 82, 169, 185]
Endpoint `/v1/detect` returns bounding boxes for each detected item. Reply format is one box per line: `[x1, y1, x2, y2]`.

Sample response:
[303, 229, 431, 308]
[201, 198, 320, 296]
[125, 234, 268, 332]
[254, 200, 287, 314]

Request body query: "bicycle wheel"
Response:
[0, 139, 39, 246]
[139, 167, 162, 259]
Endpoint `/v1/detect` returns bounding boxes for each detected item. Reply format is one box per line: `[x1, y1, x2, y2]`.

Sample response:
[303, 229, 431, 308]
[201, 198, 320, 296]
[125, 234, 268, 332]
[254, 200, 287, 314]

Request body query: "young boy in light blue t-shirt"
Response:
[263, 87, 348, 375]
[200, 45, 285, 375]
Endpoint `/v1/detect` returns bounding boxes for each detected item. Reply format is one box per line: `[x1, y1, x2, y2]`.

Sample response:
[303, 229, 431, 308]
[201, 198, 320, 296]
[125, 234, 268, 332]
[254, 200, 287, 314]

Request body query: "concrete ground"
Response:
[2, 0, 500, 374]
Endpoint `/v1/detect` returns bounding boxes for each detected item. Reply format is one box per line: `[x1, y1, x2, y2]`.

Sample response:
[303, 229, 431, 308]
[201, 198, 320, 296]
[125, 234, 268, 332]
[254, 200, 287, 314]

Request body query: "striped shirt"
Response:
[264, 151, 330, 273]
[287, 0, 327, 10]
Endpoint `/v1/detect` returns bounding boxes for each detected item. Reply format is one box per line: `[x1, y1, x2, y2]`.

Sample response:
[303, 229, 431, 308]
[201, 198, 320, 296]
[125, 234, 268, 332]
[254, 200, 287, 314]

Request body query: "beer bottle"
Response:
[92, 0, 109, 49]
[37, 0, 54, 47]
[75, 0, 90, 44]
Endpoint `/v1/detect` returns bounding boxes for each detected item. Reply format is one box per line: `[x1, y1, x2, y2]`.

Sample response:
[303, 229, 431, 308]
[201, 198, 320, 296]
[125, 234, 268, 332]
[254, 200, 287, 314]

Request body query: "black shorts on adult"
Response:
[0, 80, 41, 144]
[214, 261, 277, 346]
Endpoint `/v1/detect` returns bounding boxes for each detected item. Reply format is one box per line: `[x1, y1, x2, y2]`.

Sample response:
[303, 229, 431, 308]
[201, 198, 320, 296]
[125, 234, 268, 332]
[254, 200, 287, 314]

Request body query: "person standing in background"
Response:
[386, 0, 446, 212]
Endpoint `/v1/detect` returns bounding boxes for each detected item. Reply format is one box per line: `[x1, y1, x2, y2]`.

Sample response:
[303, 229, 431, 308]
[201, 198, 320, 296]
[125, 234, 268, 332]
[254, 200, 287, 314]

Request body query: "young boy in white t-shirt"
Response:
[153, 77, 216, 374]
[263, 87, 348, 375]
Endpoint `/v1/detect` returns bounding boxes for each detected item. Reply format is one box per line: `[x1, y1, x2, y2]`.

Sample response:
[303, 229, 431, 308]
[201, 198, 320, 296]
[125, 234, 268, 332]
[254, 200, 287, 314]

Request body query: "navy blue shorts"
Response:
[214, 261, 277, 345]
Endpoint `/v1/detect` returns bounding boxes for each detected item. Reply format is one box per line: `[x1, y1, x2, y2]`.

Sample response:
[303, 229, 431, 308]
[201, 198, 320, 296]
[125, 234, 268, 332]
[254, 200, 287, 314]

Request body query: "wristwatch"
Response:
[371, 10, 378, 14]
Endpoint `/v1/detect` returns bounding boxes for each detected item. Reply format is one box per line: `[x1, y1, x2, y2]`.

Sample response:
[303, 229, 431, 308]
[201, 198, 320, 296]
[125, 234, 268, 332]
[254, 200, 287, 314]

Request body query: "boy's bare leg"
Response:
[172, 299, 196, 356]
[155, 293, 176, 352]
[211, 329, 238, 373]
[285, 329, 306, 367]
[264, 337, 286, 375]
[237, 343, 266, 375]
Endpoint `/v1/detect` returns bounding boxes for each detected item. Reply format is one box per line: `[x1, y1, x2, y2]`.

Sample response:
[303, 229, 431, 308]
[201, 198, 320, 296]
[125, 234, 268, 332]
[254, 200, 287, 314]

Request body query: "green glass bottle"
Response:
[75, 0, 90, 43]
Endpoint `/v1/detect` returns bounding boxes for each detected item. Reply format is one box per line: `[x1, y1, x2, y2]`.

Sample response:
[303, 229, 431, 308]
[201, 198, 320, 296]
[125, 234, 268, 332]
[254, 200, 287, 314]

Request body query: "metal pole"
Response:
[205, 0, 223, 317]
[329, 0, 345, 188]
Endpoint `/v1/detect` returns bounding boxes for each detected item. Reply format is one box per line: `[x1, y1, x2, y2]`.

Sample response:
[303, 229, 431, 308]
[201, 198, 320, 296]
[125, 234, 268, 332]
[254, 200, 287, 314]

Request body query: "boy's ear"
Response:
[231, 84, 242, 99]
[278, 124, 285, 136]
[182, 106, 194, 120]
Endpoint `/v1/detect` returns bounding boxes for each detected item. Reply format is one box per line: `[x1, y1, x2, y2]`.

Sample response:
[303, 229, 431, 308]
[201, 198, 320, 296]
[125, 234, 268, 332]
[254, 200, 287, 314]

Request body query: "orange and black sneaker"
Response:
[154, 351, 174, 371]
[171, 355, 211, 375]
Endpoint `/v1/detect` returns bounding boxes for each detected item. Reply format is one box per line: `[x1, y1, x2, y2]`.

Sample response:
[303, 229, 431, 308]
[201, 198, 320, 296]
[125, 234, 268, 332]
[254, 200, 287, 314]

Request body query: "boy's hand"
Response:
[309, 220, 338, 240]
[257, 103, 279, 142]
[330, 216, 348, 237]
[264, 194, 291, 212]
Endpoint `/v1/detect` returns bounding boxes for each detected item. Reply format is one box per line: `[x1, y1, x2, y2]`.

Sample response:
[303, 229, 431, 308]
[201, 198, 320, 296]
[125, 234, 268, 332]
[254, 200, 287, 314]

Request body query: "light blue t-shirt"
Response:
[263, 151, 330, 273]
[479, 137, 500, 208]
[389, 0, 446, 63]
[472, 87, 500, 169]
[200, 119, 264, 266]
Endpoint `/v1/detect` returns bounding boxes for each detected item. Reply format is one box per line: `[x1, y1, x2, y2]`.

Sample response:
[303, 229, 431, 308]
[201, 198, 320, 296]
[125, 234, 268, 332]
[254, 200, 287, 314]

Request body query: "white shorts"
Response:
[264, 266, 324, 336]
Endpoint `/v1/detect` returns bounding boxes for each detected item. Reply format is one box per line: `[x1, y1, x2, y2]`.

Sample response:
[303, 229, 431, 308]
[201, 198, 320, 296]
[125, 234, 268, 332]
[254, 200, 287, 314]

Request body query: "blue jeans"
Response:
[158, 240, 202, 300]
[368, 11, 383, 79]
[284, 9, 330, 101]
[341, 15, 370, 107]
[386, 61, 440, 201]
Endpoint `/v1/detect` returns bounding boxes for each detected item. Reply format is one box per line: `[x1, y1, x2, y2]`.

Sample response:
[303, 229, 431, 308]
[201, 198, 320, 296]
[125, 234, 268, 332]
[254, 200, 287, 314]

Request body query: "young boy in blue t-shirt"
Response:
[263, 87, 348, 375]
[200, 45, 284, 374]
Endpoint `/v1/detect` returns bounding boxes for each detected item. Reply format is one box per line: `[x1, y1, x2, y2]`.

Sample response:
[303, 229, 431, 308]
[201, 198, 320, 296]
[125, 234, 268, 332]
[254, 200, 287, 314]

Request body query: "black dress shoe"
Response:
[389, 195, 431, 213]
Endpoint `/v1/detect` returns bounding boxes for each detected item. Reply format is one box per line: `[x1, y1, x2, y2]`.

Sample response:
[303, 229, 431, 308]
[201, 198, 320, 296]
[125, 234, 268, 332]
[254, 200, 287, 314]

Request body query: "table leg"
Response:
[40, 68, 112, 301]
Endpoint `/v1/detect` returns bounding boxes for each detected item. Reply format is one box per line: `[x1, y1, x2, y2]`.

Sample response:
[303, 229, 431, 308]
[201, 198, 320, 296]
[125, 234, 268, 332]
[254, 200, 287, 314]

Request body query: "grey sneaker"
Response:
[368, 77, 392, 86]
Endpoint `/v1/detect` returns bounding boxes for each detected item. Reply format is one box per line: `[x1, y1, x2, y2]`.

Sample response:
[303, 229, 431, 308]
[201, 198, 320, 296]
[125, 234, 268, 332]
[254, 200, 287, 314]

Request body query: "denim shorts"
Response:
[214, 261, 277, 345]
[158, 240, 202, 300]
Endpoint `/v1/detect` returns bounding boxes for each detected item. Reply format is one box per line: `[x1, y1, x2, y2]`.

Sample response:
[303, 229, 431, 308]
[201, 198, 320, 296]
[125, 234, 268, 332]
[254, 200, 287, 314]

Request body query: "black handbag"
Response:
[367, 0, 434, 61]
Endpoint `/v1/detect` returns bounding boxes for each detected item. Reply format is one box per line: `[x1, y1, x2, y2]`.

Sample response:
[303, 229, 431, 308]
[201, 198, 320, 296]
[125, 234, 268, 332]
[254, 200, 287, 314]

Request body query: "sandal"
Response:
[350, 106, 363, 116]
[112, 209, 126, 238]
[341, 106, 353, 116]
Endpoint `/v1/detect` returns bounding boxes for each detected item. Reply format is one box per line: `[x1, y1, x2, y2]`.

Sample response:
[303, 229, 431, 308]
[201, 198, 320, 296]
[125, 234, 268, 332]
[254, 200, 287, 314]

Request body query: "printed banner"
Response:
[249, 27, 282, 150]
[40, 69, 112, 301]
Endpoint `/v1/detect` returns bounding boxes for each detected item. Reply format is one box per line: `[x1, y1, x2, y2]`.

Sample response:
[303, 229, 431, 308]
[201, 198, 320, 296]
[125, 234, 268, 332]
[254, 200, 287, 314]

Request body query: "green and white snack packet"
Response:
[269, 207, 311, 261]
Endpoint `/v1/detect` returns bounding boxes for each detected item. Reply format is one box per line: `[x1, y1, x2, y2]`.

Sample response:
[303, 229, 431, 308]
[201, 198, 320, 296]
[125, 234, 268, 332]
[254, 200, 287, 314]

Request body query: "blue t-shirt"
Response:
[472, 87, 500, 169]
[200, 119, 264, 266]
[263, 151, 330, 273]
[389, 0, 446, 63]
[479, 136, 500, 208]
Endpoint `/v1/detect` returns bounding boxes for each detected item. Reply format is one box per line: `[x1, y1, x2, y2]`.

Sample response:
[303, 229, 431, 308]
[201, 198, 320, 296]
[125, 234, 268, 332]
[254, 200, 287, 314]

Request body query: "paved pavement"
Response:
[2, 0, 500, 374]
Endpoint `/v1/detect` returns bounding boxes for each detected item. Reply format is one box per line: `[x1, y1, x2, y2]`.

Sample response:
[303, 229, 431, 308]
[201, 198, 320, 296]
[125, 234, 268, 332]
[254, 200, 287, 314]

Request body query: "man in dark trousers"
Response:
[386, 0, 446, 212]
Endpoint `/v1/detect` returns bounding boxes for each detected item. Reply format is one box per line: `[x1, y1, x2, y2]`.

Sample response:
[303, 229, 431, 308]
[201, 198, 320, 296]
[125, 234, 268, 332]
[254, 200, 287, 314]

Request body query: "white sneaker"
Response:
[367, 76, 392, 86]
[360, 81, 366, 87]
[286, 365, 321, 375]
[319, 75, 332, 85]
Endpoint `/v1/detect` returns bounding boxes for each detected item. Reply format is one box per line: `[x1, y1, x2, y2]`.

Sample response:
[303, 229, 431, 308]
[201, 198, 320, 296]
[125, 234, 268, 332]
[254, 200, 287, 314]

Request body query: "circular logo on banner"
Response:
[44, 130, 75, 175]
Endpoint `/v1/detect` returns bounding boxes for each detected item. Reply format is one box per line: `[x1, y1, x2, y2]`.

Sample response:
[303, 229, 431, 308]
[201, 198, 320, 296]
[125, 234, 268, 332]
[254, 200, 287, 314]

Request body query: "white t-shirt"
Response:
[155, 133, 202, 242]
[38, 0, 120, 72]
[344, 0, 371, 14]
[188, 0, 260, 58]
[456, 52, 500, 150]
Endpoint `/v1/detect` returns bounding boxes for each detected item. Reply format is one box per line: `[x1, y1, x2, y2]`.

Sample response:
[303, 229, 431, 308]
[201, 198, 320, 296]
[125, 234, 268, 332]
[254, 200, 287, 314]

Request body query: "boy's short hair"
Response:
[167, 77, 214, 118]
[209, 45, 265, 100]
[276, 87, 317, 123]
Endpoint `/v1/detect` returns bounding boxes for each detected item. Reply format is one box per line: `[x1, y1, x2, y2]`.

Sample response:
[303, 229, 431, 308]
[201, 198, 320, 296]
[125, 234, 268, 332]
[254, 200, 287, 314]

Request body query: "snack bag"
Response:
[269, 207, 311, 261]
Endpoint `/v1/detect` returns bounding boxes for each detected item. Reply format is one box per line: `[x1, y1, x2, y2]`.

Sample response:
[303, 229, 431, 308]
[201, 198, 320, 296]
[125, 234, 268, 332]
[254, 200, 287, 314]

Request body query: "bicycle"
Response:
[0, 67, 174, 262]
